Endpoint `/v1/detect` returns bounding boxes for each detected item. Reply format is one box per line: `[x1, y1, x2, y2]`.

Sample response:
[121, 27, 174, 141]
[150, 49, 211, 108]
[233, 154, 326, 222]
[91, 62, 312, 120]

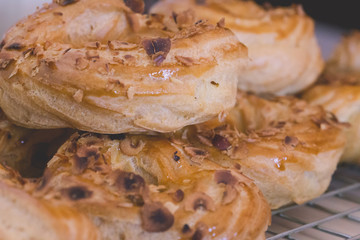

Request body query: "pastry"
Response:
[0, 0, 248, 133]
[303, 31, 360, 163]
[0, 163, 100, 240]
[0, 133, 271, 239]
[0, 109, 72, 177]
[151, 0, 324, 95]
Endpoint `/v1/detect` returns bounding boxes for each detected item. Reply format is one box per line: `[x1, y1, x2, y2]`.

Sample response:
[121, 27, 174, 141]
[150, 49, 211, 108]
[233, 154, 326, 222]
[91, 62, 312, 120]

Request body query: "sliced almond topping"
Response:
[73, 89, 84, 103]
[108, 41, 137, 50]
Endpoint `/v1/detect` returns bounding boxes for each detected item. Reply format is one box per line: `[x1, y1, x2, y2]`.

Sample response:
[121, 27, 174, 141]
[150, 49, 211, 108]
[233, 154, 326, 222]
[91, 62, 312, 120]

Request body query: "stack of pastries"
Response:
[0, 0, 355, 239]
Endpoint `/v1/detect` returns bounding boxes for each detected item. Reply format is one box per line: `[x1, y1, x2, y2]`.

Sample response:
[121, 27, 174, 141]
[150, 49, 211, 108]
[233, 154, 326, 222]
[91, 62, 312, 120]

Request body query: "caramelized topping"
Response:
[141, 202, 174, 232]
[124, 0, 145, 14]
[185, 192, 215, 212]
[113, 170, 145, 193]
[212, 134, 231, 151]
[55, 0, 79, 6]
[142, 38, 171, 66]
[62, 186, 93, 201]
[172, 189, 184, 202]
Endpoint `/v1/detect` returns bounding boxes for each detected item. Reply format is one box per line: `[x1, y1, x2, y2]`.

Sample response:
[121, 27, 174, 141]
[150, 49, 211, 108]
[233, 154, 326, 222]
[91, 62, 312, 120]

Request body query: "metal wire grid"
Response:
[266, 164, 360, 240]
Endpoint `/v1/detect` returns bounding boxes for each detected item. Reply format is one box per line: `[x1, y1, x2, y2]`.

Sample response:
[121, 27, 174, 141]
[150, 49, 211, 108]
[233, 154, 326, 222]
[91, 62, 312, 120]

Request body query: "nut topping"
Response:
[119, 137, 145, 156]
[113, 170, 145, 193]
[142, 38, 171, 66]
[184, 192, 215, 212]
[141, 202, 174, 232]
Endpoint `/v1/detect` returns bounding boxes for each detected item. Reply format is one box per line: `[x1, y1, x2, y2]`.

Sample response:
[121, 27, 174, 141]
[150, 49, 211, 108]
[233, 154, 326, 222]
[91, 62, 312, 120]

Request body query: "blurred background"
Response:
[0, 0, 357, 59]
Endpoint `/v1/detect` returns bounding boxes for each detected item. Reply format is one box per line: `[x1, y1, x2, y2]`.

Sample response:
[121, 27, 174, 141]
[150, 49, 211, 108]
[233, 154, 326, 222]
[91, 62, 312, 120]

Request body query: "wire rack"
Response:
[266, 163, 360, 240]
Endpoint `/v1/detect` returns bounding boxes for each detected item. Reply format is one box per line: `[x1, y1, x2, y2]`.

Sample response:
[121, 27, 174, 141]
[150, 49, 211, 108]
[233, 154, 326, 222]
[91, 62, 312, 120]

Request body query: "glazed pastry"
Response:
[0, 110, 72, 177]
[0, 134, 271, 240]
[0, 0, 248, 134]
[303, 31, 360, 163]
[49, 92, 344, 210]
[151, 0, 324, 95]
[0, 163, 100, 240]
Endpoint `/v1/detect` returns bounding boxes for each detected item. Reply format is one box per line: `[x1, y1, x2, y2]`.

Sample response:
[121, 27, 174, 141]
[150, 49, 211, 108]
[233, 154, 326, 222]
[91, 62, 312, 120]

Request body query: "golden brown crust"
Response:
[0, 0, 248, 133]
[0, 132, 271, 240]
[0, 164, 100, 240]
[303, 31, 360, 163]
[151, 0, 324, 95]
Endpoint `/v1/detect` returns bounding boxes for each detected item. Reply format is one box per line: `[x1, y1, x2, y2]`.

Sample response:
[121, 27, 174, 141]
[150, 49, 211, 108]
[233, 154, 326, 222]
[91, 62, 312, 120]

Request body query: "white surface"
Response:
[0, 0, 50, 38]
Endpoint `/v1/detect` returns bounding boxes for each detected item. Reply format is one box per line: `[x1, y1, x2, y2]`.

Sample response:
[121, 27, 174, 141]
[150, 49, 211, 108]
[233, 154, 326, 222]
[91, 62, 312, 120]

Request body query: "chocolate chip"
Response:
[5, 43, 24, 51]
[56, 0, 79, 6]
[212, 134, 231, 151]
[124, 0, 145, 13]
[141, 202, 174, 232]
[62, 186, 93, 200]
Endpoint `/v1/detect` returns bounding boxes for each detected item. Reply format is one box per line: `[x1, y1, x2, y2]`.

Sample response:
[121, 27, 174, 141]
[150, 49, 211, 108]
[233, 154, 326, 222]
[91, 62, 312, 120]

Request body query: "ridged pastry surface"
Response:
[0, 0, 247, 133]
[151, 0, 324, 95]
[0, 163, 100, 240]
[0, 133, 271, 240]
[303, 31, 360, 163]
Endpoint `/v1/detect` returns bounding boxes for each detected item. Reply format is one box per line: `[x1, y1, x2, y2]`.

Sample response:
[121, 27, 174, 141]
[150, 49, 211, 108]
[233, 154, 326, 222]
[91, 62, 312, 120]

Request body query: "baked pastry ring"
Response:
[303, 31, 360, 163]
[0, 109, 72, 177]
[0, 163, 100, 240]
[151, 0, 324, 95]
[46, 91, 344, 210]
[0, 0, 247, 133]
[0, 134, 270, 240]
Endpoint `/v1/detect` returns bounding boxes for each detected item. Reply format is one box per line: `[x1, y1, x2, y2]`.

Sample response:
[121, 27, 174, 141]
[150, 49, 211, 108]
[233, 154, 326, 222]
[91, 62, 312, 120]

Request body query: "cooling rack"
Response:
[266, 163, 360, 240]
